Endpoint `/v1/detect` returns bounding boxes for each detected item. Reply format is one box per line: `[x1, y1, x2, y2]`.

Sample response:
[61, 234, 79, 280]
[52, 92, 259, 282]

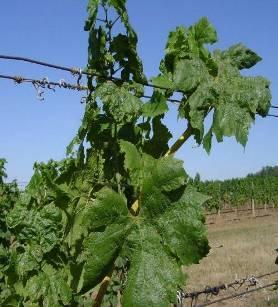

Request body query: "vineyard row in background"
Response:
[190, 166, 278, 216]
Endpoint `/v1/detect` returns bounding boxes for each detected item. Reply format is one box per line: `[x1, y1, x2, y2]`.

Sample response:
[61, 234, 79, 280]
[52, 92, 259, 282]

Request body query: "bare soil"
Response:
[183, 210, 278, 306]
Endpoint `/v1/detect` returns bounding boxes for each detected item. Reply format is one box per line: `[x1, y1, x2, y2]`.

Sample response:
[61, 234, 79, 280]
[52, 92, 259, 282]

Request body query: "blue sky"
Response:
[0, 0, 277, 182]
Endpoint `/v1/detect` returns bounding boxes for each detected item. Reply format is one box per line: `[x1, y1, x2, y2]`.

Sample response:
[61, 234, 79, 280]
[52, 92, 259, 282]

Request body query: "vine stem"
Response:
[164, 125, 193, 157]
[93, 275, 112, 307]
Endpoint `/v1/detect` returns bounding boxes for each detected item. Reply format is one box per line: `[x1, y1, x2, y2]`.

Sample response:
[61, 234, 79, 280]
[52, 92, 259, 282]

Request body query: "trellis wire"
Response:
[177, 270, 278, 306]
[0, 74, 86, 95]
[1, 54, 278, 109]
[0, 54, 181, 93]
[206, 206, 276, 216]
[0, 73, 278, 118]
[0, 73, 181, 104]
[196, 281, 278, 307]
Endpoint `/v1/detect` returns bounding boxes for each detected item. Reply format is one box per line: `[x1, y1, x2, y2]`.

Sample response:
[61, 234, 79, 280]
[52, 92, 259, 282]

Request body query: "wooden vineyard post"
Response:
[251, 181, 256, 217]
[217, 207, 221, 217]
[235, 206, 238, 217]
[251, 198, 255, 217]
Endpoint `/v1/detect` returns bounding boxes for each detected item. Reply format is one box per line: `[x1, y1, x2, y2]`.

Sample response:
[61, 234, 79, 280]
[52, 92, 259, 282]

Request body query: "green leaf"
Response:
[212, 103, 253, 146]
[151, 75, 175, 91]
[179, 80, 216, 143]
[142, 91, 168, 118]
[78, 189, 131, 292]
[120, 140, 141, 173]
[156, 15, 271, 154]
[142, 154, 187, 193]
[17, 245, 43, 277]
[66, 197, 90, 251]
[88, 26, 108, 75]
[0, 158, 7, 183]
[121, 141, 187, 203]
[143, 116, 172, 158]
[111, 34, 146, 83]
[7, 202, 63, 253]
[83, 187, 129, 229]
[164, 26, 271, 152]
[188, 17, 217, 45]
[222, 43, 262, 69]
[165, 26, 188, 57]
[203, 128, 213, 153]
[85, 0, 100, 31]
[78, 223, 130, 293]
[73, 97, 99, 148]
[120, 140, 142, 187]
[96, 82, 143, 123]
[122, 225, 184, 307]
[158, 187, 210, 265]
[173, 59, 209, 92]
[85, 114, 112, 147]
[107, 0, 138, 44]
[162, 18, 217, 75]
[106, 0, 146, 82]
[23, 264, 72, 306]
[78, 153, 208, 305]
[138, 154, 187, 219]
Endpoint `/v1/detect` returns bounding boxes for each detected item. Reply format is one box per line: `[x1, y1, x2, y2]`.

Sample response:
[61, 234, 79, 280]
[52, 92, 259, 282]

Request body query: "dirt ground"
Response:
[183, 210, 278, 306]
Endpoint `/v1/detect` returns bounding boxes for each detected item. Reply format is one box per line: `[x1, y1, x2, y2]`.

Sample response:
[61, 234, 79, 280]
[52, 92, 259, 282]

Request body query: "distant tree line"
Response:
[247, 166, 278, 178]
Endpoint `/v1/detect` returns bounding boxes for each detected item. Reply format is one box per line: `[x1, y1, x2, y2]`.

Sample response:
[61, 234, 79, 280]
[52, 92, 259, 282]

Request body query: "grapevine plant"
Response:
[0, 0, 271, 306]
[0, 160, 20, 304]
[195, 175, 278, 212]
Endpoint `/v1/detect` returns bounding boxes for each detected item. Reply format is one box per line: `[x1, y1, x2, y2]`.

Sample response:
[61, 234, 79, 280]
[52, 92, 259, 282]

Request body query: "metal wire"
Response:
[266, 113, 278, 118]
[206, 206, 276, 216]
[196, 281, 278, 307]
[0, 73, 181, 104]
[0, 74, 87, 91]
[178, 270, 278, 306]
[0, 61, 277, 117]
[0, 54, 183, 93]
[2, 54, 278, 109]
